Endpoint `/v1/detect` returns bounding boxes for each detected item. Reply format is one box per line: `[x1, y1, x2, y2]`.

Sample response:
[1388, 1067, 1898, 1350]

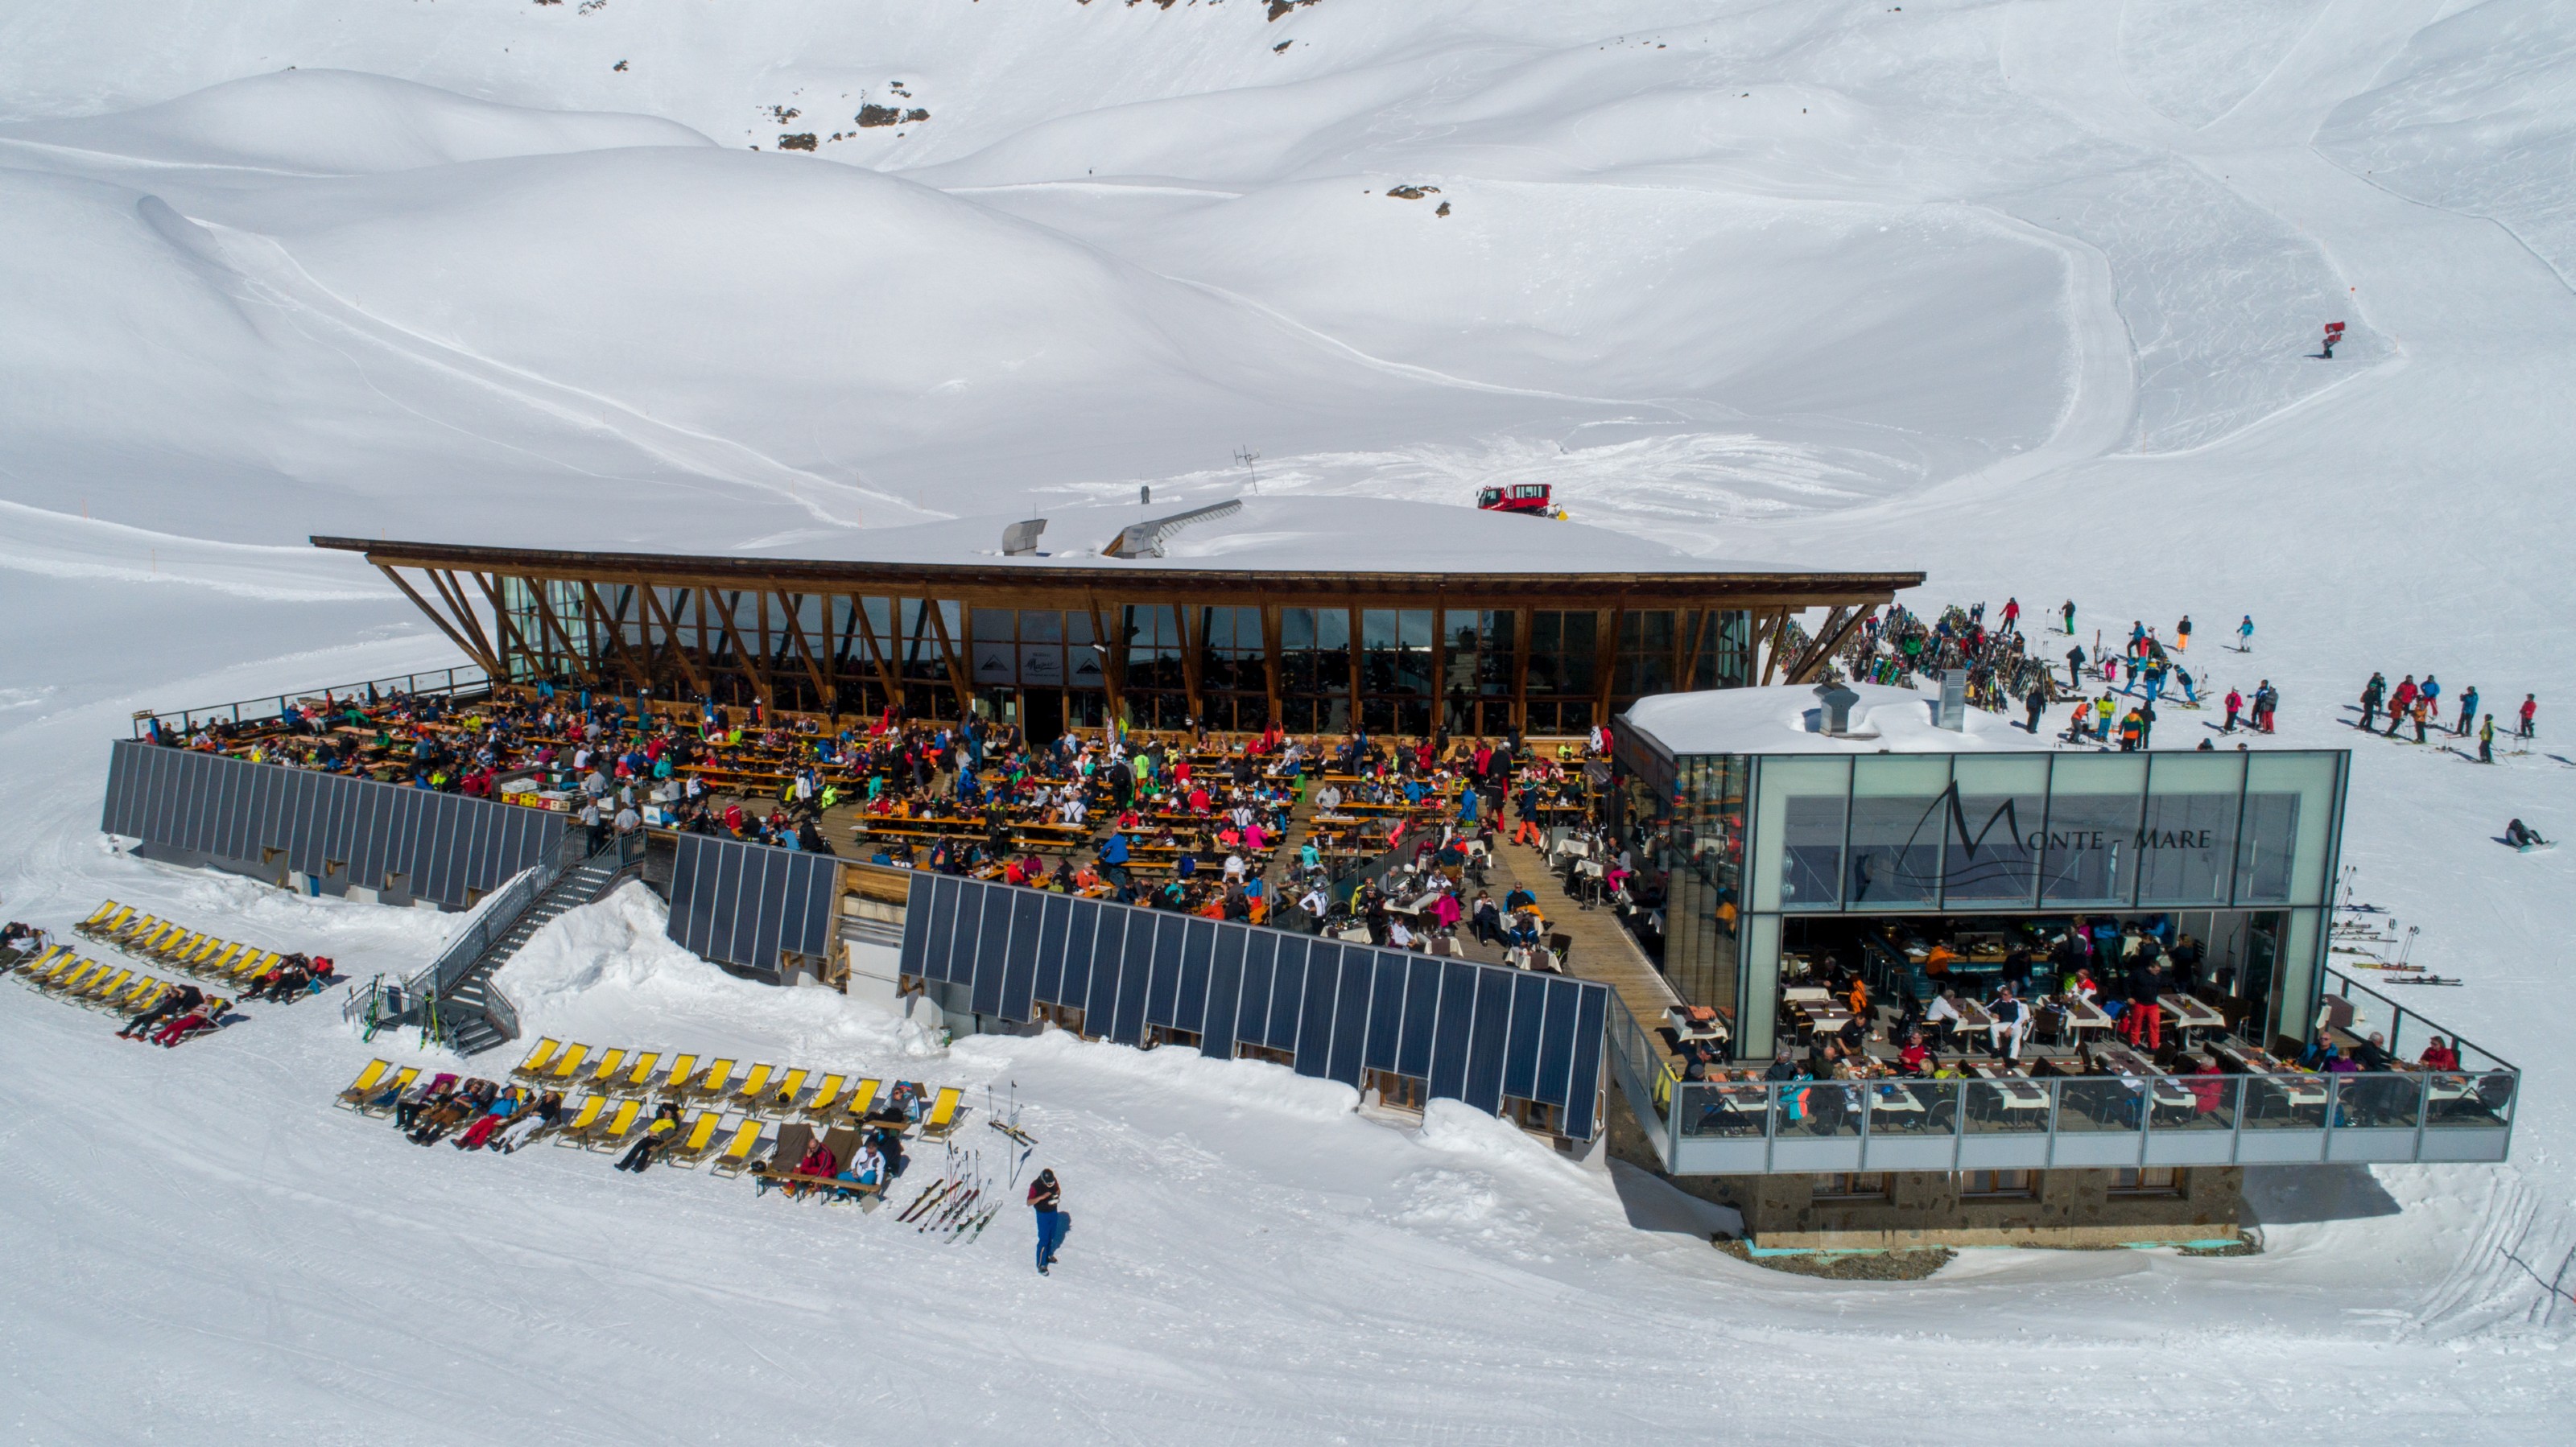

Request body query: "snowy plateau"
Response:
[2, 0, 2574, 1442]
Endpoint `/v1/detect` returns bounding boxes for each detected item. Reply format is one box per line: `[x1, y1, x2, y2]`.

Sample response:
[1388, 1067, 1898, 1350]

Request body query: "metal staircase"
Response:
[411, 832, 646, 1057]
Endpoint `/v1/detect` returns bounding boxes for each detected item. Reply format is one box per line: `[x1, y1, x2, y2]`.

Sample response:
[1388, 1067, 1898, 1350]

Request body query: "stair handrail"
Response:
[409, 859, 553, 1000]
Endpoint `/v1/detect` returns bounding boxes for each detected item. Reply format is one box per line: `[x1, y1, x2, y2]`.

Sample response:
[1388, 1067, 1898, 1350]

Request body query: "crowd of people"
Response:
[2357, 672, 2538, 763]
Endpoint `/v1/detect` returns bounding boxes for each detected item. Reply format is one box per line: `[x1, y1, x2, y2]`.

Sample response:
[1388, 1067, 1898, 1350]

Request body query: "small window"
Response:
[1813, 1172, 1889, 1201]
[2110, 1167, 2184, 1197]
[1513, 484, 1547, 499]
[1476, 489, 1502, 506]
[1961, 1169, 2034, 1199]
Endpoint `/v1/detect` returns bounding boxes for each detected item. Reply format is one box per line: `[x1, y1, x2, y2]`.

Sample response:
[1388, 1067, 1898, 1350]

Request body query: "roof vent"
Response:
[1936, 672, 1967, 731]
[1001, 518, 1047, 556]
[1813, 682, 1860, 736]
[1104, 498, 1243, 559]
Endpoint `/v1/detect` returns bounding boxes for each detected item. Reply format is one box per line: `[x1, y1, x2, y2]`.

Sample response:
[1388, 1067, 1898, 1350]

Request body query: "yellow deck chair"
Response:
[573, 1098, 642, 1151]
[613, 1051, 662, 1095]
[662, 1111, 725, 1167]
[728, 1063, 778, 1111]
[187, 942, 242, 979]
[335, 1059, 395, 1105]
[583, 1048, 629, 1090]
[356, 1066, 422, 1115]
[758, 1066, 807, 1115]
[147, 929, 201, 961]
[130, 922, 183, 957]
[509, 1038, 563, 1081]
[840, 1078, 884, 1125]
[26, 951, 85, 987]
[918, 1086, 967, 1139]
[654, 1053, 699, 1099]
[544, 1043, 592, 1084]
[686, 1058, 738, 1102]
[180, 936, 228, 969]
[707, 1120, 767, 1177]
[229, 950, 282, 982]
[545, 1094, 607, 1141]
[800, 1074, 848, 1120]
[107, 914, 160, 946]
[77, 901, 125, 931]
[14, 944, 72, 978]
[120, 979, 170, 1014]
[80, 905, 134, 939]
[44, 961, 106, 996]
[74, 967, 132, 1004]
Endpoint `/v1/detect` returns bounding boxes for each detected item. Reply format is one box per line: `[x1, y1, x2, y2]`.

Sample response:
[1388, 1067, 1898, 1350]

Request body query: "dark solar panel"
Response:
[1463, 967, 1515, 1113]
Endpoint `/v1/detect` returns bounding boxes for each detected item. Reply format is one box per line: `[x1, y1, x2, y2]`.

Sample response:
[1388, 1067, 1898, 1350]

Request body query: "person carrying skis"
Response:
[2235, 615, 2255, 651]
[2223, 687, 2244, 733]
[2456, 686, 2479, 737]
[2520, 695, 2538, 740]
[2359, 672, 2387, 731]
[2176, 615, 2192, 653]
[1029, 1168, 1066, 1275]
[2479, 715, 2496, 763]
[2386, 675, 2417, 736]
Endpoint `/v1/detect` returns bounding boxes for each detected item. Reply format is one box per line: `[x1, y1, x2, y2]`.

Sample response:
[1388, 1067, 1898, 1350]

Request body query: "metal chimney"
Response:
[1001, 518, 1047, 556]
[1814, 682, 1860, 735]
[1937, 672, 1967, 731]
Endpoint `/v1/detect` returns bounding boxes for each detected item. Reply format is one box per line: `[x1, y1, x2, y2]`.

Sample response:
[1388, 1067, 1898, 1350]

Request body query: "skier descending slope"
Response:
[2235, 615, 2256, 652]
[1029, 1168, 1066, 1276]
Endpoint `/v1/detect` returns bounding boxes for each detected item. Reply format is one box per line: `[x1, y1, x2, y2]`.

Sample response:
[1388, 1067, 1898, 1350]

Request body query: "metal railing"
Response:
[409, 860, 553, 1000]
[131, 665, 492, 739]
[2322, 967, 2516, 1074]
[1641, 1066, 2516, 1175]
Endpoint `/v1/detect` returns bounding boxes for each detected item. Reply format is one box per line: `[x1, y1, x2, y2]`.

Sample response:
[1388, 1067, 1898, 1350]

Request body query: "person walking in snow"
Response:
[2386, 675, 2417, 736]
[2175, 615, 2192, 653]
[2223, 687, 2244, 734]
[2002, 597, 2021, 633]
[2024, 682, 2049, 734]
[2455, 686, 2479, 737]
[2410, 695, 2431, 744]
[2359, 672, 2387, 732]
[2065, 645, 2087, 690]
[2253, 682, 2279, 734]
[2479, 715, 2496, 764]
[2235, 615, 2255, 651]
[2520, 694, 2538, 740]
[2420, 675, 2442, 720]
[2061, 600, 2075, 635]
[1029, 1168, 1067, 1276]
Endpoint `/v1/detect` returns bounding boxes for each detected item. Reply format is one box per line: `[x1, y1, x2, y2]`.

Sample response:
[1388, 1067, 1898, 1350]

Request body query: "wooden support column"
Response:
[1261, 600, 1283, 731]
[580, 581, 653, 691]
[1174, 601, 1203, 726]
[1786, 605, 1866, 686]
[1596, 602, 1624, 729]
[925, 601, 972, 717]
[1755, 608, 1791, 686]
[852, 596, 903, 712]
[1510, 607, 1531, 735]
[710, 589, 773, 706]
[469, 573, 537, 682]
[521, 575, 596, 683]
[1681, 607, 1711, 692]
[778, 591, 833, 716]
[378, 566, 499, 674]
[636, 581, 703, 697]
[1086, 596, 1125, 728]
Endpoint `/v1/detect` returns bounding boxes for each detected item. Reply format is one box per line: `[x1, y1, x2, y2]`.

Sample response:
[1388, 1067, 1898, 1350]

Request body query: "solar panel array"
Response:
[100, 740, 563, 909]
[666, 835, 843, 980]
[898, 872, 1608, 1139]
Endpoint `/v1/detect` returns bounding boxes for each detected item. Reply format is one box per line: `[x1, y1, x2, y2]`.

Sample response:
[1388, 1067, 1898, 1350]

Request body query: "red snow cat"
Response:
[1476, 483, 1555, 517]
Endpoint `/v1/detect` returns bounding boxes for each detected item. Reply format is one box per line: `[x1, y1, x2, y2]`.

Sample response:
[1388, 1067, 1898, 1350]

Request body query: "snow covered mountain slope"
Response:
[3, 1, 2574, 1440]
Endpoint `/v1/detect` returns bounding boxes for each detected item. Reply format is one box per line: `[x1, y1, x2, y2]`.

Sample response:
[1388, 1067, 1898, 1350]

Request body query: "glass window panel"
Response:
[1479, 610, 1516, 696]
[2039, 754, 2148, 905]
[971, 608, 1014, 644]
[1399, 610, 1433, 649]
[1846, 755, 1950, 908]
[2136, 752, 2244, 905]
[1316, 608, 1348, 650]
[1943, 755, 2049, 905]
[1751, 755, 1848, 910]
[1362, 610, 1398, 649]
[1282, 608, 1315, 650]
[2237, 753, 2339, 906]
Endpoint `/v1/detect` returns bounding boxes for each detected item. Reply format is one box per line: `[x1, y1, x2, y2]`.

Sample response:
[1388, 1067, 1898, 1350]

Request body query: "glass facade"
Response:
[1639, 745, 2348, 1057]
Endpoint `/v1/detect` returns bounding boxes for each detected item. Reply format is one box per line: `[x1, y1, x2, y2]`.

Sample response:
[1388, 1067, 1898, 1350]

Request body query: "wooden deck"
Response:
[1485, 834, 1680, 1066]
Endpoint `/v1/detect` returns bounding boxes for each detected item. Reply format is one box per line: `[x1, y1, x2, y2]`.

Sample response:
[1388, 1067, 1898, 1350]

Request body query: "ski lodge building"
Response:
[83, 498, 2516, 1251]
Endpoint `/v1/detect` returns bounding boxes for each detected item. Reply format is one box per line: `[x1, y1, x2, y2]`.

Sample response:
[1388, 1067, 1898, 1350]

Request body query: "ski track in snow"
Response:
[2, 2, 2574, 1440]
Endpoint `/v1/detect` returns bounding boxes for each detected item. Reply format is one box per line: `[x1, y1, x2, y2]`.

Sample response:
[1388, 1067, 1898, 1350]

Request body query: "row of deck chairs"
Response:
[6, 942, 184, 1018]
[72, 900, 316, 995]
[329, 1045, 967, 1177]
[499, 1037, 968, 1138]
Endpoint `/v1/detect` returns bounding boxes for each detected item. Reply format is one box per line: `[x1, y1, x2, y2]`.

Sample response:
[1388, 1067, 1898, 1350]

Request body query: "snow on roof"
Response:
[1620, 683, 2030, 758]
[735, 495, 1804, 575]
